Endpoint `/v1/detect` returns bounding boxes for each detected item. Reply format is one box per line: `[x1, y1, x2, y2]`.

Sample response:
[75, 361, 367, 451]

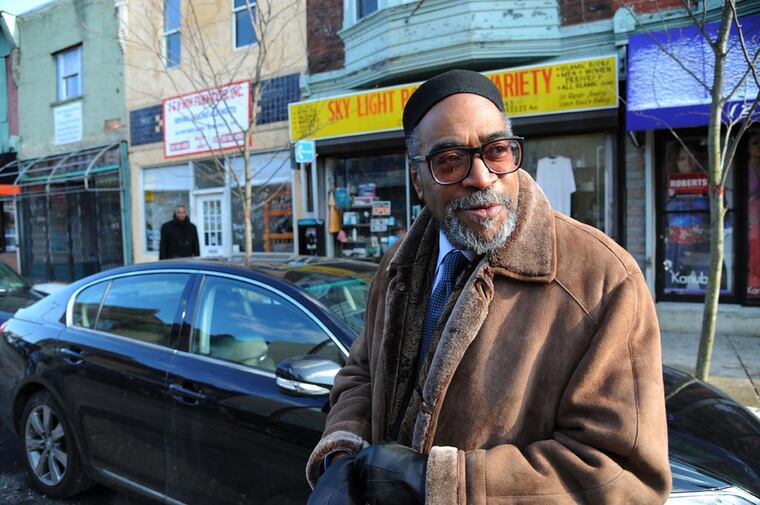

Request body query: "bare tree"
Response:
[620, 1, 759, 380]
[114, 0, 305, 262]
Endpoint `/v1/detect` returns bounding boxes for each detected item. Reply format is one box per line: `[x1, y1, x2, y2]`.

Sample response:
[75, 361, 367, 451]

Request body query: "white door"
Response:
[196, 194, 228, 257]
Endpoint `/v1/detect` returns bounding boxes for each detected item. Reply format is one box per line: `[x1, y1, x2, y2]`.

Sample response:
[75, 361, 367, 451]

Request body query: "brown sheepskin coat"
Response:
[307, 170, 671, 504]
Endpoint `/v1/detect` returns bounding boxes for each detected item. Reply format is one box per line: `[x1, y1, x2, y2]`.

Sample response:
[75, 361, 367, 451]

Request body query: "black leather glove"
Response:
[353, 443, 427, 505]
[307, 454, 363, 505]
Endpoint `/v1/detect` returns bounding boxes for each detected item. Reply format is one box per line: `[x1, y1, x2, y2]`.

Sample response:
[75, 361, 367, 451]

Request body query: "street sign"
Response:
[295, 140, 316, 163]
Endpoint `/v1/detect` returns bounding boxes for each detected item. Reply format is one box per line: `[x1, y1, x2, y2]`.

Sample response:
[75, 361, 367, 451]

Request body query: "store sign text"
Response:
[289, 56, 617, 141]
[163, 81, 250, 158]
[668, 173, 709, 195]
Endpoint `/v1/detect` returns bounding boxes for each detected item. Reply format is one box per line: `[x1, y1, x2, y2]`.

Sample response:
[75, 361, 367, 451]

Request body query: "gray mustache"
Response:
[448, 189, 512, 212]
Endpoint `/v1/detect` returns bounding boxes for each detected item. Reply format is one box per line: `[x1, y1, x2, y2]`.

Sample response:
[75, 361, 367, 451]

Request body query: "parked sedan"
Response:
[0, 256, 758, 504]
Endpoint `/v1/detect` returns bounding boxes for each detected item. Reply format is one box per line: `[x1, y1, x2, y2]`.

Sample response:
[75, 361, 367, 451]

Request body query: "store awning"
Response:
[0, 143, 124, 199]
[626, 14, 760, 131]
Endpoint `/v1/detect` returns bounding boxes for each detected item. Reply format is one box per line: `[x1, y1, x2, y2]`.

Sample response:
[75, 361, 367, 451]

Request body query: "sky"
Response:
[0, 0, 54, 16]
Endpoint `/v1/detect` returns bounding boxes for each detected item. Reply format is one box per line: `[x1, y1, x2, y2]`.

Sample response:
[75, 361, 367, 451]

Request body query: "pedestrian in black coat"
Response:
[159, 205, 200, 259]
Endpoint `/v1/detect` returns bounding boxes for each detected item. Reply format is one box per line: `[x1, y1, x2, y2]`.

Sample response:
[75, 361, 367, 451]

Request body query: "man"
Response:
[159, 204, 200, 260]
[306, 70, 671, 504]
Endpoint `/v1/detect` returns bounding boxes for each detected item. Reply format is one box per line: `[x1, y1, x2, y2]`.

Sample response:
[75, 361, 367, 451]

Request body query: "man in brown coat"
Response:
[306, 70, 671, 504]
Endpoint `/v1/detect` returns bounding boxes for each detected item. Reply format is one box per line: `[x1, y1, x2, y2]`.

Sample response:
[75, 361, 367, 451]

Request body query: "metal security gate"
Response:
[0, 142, 128, 283]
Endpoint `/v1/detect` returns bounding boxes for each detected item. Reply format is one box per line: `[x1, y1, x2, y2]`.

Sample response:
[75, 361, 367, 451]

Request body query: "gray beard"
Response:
[436, 188, 517, 255]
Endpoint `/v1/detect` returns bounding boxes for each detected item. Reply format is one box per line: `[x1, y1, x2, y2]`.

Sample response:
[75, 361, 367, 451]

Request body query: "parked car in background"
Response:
[0, 255, 758, 504]
[0, 262, 45, 323]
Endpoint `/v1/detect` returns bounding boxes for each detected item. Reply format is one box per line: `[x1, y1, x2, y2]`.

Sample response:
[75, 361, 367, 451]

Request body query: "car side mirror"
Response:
[275, 355, 341, 396]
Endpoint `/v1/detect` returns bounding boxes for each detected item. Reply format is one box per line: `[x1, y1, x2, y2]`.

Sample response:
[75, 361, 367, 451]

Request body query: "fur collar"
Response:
[389, 170, 556, 283]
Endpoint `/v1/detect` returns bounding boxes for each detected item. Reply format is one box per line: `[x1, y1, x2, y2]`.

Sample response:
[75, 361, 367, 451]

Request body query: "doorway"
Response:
[195, 193, 229, 257]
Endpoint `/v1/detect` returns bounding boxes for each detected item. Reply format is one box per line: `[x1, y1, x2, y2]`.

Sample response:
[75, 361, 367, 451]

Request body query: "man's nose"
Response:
[462, 154, 498, 189]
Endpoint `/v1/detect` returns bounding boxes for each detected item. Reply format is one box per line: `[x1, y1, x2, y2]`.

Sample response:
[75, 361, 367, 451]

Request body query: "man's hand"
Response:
[354, 443, 427, 505]
[307, 454, 362, 505]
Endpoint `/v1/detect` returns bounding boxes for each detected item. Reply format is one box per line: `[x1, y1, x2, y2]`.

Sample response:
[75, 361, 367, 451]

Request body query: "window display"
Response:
[747, 130, 760, 300]
[230, 152, 293, 253]
[332, 154, 407, 259]
[660, 138, 733, 296]
[143, 165, 192, 252]
[523, 133, 612, 233]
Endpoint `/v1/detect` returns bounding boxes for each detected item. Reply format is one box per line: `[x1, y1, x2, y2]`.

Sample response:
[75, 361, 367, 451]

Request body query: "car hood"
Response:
[664, 366, 760, 496]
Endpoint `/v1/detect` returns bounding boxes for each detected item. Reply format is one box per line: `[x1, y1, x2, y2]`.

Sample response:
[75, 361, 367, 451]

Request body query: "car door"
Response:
[58, 271, 193, 494]
[165, 273, 344, 505]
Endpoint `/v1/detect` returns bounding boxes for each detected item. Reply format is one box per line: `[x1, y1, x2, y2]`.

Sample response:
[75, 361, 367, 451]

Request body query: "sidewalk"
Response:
[661, 331, 760, 412]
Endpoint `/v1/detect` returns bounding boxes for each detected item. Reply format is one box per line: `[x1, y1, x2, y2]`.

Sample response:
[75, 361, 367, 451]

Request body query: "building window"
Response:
[233, 0, 256, 48]
[256, 73, 300, 125]
[143, 165, 192, 252]
[230, 152, 293, 253]
[163, 0, 181, 67]
[55, 46, 82, 101]
[357, 0, 378, 19]
[746, 130, 760, 301]
[524, 132, 614, 235]
[658, 136, 734, 298]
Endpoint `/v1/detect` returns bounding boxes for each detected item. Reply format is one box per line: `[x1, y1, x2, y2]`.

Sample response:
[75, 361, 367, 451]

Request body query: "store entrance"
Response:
[196, 193, 229, 257]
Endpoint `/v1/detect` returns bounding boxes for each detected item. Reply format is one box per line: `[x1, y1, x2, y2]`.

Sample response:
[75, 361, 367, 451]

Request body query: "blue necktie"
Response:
[418, 250, 468, 366]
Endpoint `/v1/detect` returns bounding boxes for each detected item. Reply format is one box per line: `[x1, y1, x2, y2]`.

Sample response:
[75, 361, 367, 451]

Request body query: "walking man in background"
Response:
[159, 204, 200, 260]
[306, 69, 671, 504]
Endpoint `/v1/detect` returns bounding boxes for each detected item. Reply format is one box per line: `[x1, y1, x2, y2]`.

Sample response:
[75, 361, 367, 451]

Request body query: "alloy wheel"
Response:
[24, 404, 68, 486]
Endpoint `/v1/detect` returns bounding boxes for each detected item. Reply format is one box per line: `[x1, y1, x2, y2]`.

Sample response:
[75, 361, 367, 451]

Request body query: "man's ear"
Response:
[411, 166, 424, 202]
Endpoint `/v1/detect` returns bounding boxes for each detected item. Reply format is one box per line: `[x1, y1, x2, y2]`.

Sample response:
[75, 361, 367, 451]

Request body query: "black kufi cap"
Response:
[402, 69, 505, 134]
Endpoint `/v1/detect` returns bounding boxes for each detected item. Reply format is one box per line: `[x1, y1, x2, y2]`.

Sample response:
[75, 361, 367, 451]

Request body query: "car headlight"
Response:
[667, 487, 760, 504]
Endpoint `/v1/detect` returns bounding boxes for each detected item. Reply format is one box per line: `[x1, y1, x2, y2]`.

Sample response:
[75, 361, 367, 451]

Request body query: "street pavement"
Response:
[661, 331, 760, 414]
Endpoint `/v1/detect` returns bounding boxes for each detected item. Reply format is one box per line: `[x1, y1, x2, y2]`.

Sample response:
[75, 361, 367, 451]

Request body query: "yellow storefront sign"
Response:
[289, 55, 617, 142]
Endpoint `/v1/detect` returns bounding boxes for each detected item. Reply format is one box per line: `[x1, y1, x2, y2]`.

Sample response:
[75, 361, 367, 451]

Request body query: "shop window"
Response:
[143, 165, 192, 252]
[55, 45, 82, 101]
[163, 0, 181, 68]
[233, 0, 256, 48]
[332, 153, 407, 260]
[194, 159, 226, 189]
[746, 130, 760, 301]
[2, 203, 16, 252]
[523, 133, 613, 233]
[659, 137, 734, 297]
[230, 152, 293, 253]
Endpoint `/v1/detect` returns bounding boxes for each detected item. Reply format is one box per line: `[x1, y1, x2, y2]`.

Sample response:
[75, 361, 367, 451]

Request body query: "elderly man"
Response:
[306, 70, 671, 504]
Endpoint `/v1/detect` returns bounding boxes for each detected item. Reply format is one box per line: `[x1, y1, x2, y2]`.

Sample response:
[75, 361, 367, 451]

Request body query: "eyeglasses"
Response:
[409, 137, 524, 185]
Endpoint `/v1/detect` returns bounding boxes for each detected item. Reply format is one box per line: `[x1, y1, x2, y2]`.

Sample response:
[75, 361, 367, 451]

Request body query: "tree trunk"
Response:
[243, 138, 253, 265]
[695, 2, 733, 381]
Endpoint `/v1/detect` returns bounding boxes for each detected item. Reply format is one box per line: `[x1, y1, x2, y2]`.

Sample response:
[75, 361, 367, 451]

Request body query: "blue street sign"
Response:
[295, 140, 316, 163]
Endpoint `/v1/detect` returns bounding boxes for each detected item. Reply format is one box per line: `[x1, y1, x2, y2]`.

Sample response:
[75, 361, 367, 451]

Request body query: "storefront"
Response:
[0, 142, 129, 282]
[131, 80, 297, 262]
[289, 55, 621, 260]
[140, 151, 294, 258]
[627, 15, 760, 306]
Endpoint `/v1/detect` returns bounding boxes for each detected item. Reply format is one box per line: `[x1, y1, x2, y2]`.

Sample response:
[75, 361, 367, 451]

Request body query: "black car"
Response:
[0, 261, 45, 323]
[0, 256, 758, 504]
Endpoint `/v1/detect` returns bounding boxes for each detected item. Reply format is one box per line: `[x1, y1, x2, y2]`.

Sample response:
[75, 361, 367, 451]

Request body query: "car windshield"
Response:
[0, 263, 28, 292]
[253, 260, 377, 334]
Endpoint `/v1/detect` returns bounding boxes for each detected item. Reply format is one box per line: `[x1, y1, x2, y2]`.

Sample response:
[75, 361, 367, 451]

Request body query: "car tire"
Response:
[19, 391, 92, 498]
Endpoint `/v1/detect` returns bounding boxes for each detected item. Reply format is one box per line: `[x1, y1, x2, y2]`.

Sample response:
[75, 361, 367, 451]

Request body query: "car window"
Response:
[95, 273, 190, 346]
[0, 262, 28, 291]
[71, 281, 109, 329]
[191, 275, 343, 372]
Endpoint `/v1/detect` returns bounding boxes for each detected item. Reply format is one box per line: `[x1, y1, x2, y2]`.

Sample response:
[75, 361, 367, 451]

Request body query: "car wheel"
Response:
[20, 391, 91, 498]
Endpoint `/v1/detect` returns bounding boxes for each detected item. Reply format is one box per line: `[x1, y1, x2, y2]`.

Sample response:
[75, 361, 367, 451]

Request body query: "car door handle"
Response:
[59, 347, 85, 365]
[169, 383, 206, 405]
